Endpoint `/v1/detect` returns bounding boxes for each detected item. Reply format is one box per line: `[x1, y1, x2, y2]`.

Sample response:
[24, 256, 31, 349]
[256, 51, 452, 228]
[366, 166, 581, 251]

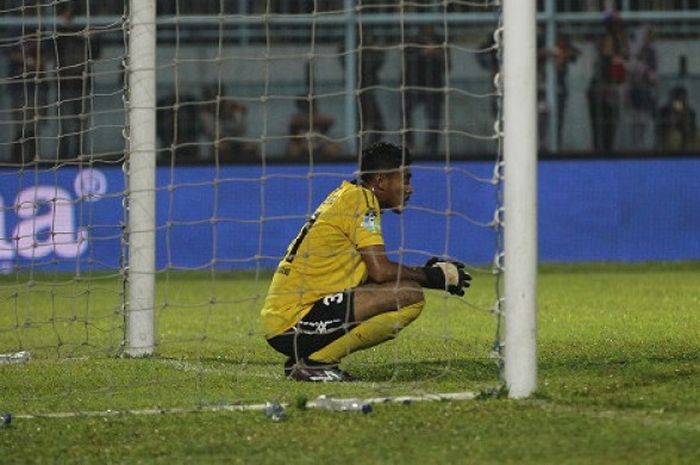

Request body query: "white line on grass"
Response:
[12, 391, 477, 420]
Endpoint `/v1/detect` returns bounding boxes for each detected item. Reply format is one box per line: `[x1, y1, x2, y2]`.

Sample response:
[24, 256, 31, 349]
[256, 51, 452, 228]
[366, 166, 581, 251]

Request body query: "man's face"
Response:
[672, 98, 687, 113]
[379, 167, 413, 213]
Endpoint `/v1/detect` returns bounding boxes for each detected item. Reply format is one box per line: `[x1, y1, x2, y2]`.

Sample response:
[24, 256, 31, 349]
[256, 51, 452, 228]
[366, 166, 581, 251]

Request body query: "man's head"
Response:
[604, 11, 624, 33]
[57, 2, 75, 23]
[295, 96, 318, 115]
[670, 86, 689, 111]
[360, 142, 413, 213]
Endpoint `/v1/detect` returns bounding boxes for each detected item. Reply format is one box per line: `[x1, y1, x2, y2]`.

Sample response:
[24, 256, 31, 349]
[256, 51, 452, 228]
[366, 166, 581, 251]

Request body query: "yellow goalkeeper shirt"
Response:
[261, 180, 384, 338]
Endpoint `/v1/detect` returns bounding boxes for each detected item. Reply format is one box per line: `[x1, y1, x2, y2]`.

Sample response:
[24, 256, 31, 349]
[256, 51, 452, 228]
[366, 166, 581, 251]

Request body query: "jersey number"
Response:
[285, 213, 318, 263]
[323, 293, 344, 306]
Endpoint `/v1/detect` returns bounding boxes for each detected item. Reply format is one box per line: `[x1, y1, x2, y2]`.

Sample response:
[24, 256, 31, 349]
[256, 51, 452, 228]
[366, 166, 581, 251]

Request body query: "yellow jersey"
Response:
[261, 180, 384, 338]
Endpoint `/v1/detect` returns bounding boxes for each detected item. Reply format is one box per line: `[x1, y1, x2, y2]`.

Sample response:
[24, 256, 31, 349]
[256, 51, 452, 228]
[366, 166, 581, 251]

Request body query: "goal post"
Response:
[0, 1, 524, 412]
[125, 0, 157, 357]
[120, 1, 539, 393]
[116, 2, 538, 389]
[503, 0, 538, 398]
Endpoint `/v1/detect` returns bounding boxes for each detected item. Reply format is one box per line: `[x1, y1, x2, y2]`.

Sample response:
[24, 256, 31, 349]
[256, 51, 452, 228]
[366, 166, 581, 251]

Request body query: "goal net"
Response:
[0, 1, 507, 416]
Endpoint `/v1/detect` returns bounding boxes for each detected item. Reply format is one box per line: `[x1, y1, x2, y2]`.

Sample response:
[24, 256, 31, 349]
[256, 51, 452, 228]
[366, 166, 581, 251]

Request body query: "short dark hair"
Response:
[670, 86, 688, 101]
[360, 142, 412, 182]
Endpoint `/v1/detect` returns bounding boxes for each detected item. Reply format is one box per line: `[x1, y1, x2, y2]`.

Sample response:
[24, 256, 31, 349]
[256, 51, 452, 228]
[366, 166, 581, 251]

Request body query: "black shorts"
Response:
[266, 290, 356, 361]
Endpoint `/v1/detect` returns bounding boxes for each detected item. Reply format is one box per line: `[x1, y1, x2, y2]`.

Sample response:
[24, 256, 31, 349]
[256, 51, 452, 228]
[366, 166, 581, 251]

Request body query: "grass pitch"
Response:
[1, 263, 699, 464]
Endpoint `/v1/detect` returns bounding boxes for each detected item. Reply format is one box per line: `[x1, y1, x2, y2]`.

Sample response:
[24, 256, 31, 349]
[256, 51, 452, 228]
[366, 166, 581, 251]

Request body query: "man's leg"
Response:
[308, 280, 424, 364]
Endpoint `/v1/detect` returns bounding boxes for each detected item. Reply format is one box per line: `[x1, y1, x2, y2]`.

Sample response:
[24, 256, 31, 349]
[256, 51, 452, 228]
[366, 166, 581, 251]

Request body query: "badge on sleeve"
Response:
[361, 209, 380, 233]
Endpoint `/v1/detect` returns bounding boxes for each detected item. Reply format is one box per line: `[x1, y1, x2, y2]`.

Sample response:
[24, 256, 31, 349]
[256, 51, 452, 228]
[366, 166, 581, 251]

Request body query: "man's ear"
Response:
[374, 174, 386, 192]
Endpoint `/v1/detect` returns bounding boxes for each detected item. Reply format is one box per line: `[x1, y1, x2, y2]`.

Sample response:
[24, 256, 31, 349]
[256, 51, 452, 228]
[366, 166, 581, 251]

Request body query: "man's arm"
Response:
[360, 244, 472, 295]
[359, 244, 428, 285]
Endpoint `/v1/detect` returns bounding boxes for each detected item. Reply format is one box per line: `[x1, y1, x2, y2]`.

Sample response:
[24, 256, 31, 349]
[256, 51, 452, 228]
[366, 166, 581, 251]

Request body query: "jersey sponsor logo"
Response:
[361, 209, 380, 234]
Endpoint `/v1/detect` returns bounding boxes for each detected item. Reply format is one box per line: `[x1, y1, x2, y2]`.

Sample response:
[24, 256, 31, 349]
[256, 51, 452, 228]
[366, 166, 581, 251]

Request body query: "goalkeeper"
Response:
[261, 142, 471, 381]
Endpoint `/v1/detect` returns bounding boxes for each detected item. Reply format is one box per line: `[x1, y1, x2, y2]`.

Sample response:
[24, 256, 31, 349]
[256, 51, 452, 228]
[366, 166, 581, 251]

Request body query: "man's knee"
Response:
[396, 298, 424, 328]
[353, 280, 424, 322]
[396, 280, 424, 308]
[394, 281, 424, 328]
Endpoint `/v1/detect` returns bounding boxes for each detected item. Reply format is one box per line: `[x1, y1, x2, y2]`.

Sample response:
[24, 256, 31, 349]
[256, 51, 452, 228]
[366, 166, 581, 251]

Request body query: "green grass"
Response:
[1, 263, 699, 464]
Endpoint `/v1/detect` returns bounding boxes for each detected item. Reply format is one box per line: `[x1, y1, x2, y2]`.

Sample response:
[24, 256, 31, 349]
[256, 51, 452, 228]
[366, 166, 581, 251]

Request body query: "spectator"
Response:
[625, 25, 658, 149]
[359, 30, 386, 145]
[340, 28, 386, 146]
[156, 93, 200, 162]
[587, 11, 628, 151]
[4, 26, 48, 164]
[540, 33, 581, 147]
[656, 86, 697, 151]
[54, 3, 102, 160]
[198, 87, 258, 163]
[476, 31, 499, 119]
[536, 34, 550, 151]
[403, 25, 450, 153]
[286, 97, 341, 161]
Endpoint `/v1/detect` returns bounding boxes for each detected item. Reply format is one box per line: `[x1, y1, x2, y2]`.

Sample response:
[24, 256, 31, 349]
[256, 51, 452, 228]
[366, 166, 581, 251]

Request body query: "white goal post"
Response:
[120, 0, 538, 395]
[121, 0, 538, 397]
[3, 0, 700, 416]
[502, 0, 538, 398]
[125, 0, 157, 357]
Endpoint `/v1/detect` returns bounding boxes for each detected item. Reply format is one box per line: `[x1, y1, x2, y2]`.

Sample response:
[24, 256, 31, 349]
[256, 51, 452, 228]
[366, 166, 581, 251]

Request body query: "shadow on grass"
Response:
[351, 359, 499, 383]
[162, 355, 500, 385]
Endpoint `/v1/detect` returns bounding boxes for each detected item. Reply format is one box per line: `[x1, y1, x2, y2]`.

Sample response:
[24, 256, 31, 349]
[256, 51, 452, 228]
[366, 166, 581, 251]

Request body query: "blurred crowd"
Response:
[1, 0, 695, 15]
[583, 13, 697, 152]
[0, 4, 698, 164]
[3, 3, 102, 163]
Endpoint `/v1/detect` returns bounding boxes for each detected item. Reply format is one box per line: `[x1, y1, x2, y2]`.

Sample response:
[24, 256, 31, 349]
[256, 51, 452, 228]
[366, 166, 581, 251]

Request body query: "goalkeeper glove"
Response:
[422, 257, 472, 296]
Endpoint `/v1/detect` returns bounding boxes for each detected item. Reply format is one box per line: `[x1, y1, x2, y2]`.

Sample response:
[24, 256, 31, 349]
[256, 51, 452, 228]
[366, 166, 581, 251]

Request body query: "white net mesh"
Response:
[1, 1, 505, 415]
[0, 1, 127, 365]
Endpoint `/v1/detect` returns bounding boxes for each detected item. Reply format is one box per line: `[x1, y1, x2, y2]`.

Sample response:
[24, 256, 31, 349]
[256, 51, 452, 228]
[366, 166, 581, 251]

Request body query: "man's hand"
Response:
[422, 257, 472, 296]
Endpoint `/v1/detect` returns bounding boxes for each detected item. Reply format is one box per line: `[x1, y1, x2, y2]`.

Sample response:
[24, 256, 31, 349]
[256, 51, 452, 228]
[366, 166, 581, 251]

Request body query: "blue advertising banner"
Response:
[0, 158, 698, 273]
